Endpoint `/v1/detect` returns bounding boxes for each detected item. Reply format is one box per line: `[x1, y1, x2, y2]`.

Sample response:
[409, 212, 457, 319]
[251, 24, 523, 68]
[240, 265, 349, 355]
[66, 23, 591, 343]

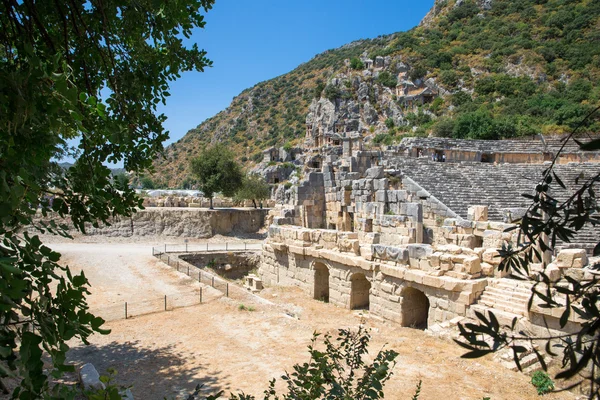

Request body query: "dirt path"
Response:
[52, 240, 574, 400]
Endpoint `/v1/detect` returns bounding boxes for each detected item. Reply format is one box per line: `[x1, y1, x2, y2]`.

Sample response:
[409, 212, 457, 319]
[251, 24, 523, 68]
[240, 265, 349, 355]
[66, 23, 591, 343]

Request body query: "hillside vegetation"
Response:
[152, 0, 600, 188]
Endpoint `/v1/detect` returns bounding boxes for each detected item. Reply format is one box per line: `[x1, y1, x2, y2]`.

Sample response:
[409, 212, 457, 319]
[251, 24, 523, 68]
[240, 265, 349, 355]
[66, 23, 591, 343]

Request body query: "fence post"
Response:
[168, 256, 170, 266]
[125, 302, 128, 319]
[200, 287, 203, 304]
[186, 242, 188, 252]
[226, 242, 228, 251]
[206, 242, 208, 252]
[226, 283, 229, 297]
[211, 276, 214, 287]
[188, 266, 190, 276]
[152, 247, 154, 256]
[164, 295, 167, 311]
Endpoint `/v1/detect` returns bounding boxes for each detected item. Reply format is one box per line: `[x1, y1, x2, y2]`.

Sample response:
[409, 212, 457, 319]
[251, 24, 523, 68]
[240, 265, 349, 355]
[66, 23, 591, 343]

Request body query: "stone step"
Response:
[478, 298, 528, 317]
[483, 287, 531, 302]
[467, 304, 524, 327]
[479, 293, 529, 309]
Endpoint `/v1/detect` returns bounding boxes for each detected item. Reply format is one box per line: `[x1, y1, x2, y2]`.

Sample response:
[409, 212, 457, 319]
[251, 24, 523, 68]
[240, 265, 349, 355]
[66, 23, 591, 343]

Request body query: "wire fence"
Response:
[89, 288, 208, 322]
[152, 242, 262, 256]
[154, 252, 257, 303]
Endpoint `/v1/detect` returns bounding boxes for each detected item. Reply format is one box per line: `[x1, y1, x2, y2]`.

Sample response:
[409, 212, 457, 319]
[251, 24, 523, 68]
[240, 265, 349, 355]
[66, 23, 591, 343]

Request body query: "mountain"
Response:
[151, 0, 600, 188]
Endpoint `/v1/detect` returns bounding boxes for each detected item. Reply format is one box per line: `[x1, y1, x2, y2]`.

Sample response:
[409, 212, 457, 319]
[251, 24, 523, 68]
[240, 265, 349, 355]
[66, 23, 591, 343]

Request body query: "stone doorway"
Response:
[313, 262, 329, 302]
[350, 273, 371, 310]
[401, 287, 430, 329]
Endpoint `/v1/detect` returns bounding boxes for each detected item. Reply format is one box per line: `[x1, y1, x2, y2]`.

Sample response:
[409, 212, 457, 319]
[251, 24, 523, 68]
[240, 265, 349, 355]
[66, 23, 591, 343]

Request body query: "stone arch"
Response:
[350, 273, 371, 310]
[401, 287, 430, 329]
[312, 261, 330, 302]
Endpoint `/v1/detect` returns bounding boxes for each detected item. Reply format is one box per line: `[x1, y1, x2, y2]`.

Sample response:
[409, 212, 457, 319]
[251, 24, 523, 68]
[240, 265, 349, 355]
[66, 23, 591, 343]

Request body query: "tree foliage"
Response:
[190, 144, 243, 209]
[235, 174, 271, 208]
[455, 107, 600, 398]
[0, 0, 214, 397]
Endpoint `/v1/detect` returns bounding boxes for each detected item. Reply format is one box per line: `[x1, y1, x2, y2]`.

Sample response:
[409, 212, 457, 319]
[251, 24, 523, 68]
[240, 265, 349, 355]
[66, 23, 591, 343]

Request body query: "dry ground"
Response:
[47, 237, 575, 400]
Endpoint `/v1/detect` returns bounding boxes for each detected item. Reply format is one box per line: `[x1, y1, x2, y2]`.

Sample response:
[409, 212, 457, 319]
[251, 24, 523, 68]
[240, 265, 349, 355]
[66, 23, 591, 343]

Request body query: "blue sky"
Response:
[159, 0, 435, 147]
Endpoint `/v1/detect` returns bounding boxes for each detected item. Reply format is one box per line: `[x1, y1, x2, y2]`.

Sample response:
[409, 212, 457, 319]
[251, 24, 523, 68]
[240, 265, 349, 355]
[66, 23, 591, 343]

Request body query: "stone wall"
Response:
[180, 251, 260, 279]
[34, 208, 269, 238]
[260, 241, 488, 326]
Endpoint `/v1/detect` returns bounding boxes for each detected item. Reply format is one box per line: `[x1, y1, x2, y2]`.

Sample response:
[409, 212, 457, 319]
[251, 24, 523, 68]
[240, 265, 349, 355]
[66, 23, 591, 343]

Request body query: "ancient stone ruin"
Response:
[257, 134, 599, 339]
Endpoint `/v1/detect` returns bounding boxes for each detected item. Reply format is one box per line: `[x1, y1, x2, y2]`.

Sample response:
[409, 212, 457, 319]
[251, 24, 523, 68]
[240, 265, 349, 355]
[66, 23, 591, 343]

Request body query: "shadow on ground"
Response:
[67, 340, 229, 399]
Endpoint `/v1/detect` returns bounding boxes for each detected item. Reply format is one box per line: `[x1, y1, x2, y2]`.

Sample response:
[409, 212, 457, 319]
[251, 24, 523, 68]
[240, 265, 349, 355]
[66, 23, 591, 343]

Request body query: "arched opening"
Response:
[313, 262, 329, 302]
[350, 273, 371, 310]
[401, 287, 430, 329]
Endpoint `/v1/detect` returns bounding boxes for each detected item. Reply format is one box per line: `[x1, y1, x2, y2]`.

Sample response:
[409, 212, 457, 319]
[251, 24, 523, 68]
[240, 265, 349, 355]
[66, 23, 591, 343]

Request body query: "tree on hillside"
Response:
[455, 107, 600, 398]
[190, 145, 244, 209]
[0, 0, 214, 397]
[235, 174, 271, 208]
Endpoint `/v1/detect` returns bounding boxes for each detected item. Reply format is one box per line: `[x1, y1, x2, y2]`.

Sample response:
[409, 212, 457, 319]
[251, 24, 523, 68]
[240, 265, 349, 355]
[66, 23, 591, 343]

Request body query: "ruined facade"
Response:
[259, 135, 599, 336]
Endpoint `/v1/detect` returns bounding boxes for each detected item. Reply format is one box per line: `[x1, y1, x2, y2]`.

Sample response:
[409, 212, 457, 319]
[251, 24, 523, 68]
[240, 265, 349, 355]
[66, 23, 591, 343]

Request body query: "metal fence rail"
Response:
[90, 288, 208, 322]
[152, 242, 262, 256]
[155, 252, 258, 302]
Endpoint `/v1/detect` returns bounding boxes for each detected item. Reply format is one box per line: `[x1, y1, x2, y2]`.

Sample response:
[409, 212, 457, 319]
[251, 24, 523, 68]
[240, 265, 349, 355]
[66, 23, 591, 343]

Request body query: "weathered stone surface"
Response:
[365, 166, 384, 179]
[467, 205, 488, 222]
[556, 249, 588, 269]
[79, 363, 105, 391]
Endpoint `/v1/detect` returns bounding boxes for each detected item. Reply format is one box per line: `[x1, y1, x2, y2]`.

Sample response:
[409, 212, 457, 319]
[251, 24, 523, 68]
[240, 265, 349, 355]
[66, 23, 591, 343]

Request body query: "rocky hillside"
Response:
[152, 0, 600, 188]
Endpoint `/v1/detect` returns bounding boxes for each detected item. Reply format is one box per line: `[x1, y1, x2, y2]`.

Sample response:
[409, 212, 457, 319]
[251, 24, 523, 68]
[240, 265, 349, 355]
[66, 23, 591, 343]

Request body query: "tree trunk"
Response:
[252, 199, 257, 208]
[209, 196, 213, 210]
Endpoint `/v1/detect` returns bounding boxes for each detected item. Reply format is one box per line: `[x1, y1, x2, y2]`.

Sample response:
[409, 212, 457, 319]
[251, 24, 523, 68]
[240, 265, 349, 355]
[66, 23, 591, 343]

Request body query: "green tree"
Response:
[235, 174, 271, 208]
[190, 145, 243, 209]
[0, 0, 214, 397]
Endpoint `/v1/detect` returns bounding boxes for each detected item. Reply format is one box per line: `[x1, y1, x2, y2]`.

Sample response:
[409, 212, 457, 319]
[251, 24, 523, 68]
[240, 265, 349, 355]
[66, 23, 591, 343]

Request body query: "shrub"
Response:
[531, 371, 554, 395]
[377, 71, 398, 88]
[349, 57, 364, 70]
[409, 64, 428, 82]
[324, 84, 342, 101]
[432, 118, 455, 138]
[385, 118, 395, 129]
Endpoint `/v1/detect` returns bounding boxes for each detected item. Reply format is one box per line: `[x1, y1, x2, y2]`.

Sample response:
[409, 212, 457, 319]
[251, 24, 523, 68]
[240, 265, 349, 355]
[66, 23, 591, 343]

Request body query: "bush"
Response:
[531, 371, 554, 395]
[409, 64, 428, 82]
[349, 57, 364, 70]
[385, 118, 395, 129]
[440, 70, 459, 88]
[432, 118, 455, 137]
[323, 84, 342, 101]
[377, 71, 398, 88]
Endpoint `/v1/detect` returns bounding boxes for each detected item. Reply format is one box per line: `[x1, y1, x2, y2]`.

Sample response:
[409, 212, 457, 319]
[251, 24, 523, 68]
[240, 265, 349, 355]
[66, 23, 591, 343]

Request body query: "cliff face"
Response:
[153, 0, 600, 188]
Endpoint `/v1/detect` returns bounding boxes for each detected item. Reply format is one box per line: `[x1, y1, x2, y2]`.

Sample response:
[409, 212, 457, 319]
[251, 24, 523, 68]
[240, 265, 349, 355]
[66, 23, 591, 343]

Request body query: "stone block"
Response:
[79, 363, 105, 391]
[380, 282, 394, 294]
[375, 190, 387, 202]
[482, 249, 501, 266]
[366, 166, 384, 179]
[373, 178, 388, 191]
[480, 262, 495, 276]
[546, 264, 561, 282]
[463, 256, 481, 275]
[565, 268, 584, 281]
[467, 205, 488, 222]
[407, 244, 433, 259]
[556, 249, 588, 269]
